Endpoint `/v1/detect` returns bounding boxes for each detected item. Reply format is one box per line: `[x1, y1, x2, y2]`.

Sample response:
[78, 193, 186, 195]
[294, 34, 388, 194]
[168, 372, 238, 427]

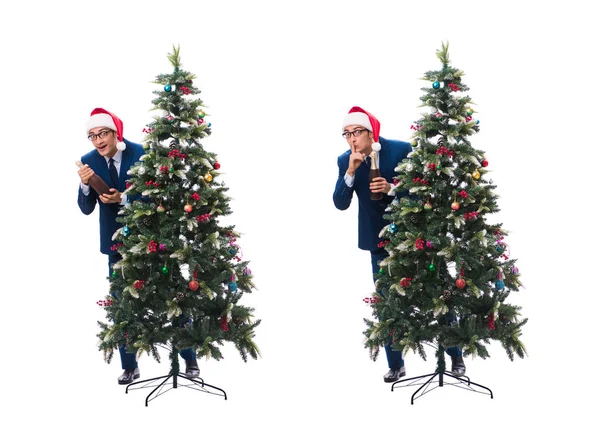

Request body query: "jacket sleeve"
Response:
[333, 155, 354, 210]
[77, 157, 98, 215]
[78, 184, 98, 214]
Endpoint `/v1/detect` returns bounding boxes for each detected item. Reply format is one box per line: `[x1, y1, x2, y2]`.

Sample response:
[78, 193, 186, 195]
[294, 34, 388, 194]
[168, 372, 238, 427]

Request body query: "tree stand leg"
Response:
[125, 346, 227, 406]
[390, 345, 493, 404]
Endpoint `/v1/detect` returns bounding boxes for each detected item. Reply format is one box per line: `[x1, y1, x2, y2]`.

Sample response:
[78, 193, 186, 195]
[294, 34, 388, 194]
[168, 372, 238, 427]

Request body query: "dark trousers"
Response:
[108, 254, 196, 370]
[370, 249, 461, 370]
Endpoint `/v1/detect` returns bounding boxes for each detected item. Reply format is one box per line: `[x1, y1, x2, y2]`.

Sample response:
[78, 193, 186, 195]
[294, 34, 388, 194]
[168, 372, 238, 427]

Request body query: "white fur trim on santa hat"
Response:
[342, 112, 372, 131]
[86, 113, 117, 133]
[372, 142, 381, 152]
[116, 141, 126, 151]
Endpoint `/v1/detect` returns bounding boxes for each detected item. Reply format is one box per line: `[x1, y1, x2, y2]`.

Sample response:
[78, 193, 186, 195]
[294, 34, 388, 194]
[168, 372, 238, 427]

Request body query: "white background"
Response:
[1, 0, 598, 439]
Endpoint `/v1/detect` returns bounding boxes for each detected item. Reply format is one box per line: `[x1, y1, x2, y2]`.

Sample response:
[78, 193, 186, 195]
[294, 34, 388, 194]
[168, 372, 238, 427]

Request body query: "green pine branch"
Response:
[436, 41, 450, 67]
[167, 44, 182, 69]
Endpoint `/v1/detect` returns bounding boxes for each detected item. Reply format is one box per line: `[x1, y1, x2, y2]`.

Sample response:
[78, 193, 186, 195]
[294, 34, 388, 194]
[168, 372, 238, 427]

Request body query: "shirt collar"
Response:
[105, 149, 123, 164]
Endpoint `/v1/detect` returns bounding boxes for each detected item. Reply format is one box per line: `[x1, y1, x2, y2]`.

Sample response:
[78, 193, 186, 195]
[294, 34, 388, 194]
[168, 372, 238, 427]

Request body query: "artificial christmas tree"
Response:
[97, 46, 260, 405]
[363, 42, 526, 403]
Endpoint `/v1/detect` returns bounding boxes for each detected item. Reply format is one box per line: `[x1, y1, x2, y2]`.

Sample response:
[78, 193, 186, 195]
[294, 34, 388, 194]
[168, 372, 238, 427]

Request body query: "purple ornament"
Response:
[159, 244, 166, 251]
[426, 241, 432, 248]
[511, 266, 519, 274]
[243, 268, 252, 276]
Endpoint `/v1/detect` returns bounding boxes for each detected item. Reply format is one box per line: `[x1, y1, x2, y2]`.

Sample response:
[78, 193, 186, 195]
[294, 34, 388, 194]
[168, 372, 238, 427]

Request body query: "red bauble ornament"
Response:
[451, 202, 460, 210]
[456, 278, 466, 289]
[189, 280, 199, 291]
[482, 159, 489, 167]
[214, 161, 221, 170]
[184, 204, 193, 213]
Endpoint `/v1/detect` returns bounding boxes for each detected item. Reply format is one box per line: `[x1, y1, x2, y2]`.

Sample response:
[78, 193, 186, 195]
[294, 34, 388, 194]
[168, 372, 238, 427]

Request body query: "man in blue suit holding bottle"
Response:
[77, 108, 200, 384]
[333, 106, 466, 382]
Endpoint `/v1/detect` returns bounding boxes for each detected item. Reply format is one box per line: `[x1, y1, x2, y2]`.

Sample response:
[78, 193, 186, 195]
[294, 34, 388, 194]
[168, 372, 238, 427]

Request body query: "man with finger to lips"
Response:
[333, 106, 412, 383]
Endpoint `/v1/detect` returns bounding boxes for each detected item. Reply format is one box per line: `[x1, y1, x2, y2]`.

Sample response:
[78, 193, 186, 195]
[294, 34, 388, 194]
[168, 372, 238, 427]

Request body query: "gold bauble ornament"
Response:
[204, 173, 213, 182]
[472, 171, 481, 180]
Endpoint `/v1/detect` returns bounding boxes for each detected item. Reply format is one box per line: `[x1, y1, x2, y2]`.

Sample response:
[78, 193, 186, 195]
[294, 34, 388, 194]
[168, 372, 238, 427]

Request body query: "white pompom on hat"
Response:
[86, 108, 127, 151]
[342, 106, 381, 151]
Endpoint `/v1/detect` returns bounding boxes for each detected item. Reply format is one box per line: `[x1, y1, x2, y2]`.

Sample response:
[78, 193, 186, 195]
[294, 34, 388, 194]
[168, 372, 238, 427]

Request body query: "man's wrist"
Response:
[346, 168, 355, 177]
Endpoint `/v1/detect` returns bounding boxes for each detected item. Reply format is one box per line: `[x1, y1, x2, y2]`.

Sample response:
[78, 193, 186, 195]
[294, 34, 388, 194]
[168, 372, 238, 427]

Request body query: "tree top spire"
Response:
[436, 41, 450, 67]
[167, 45, 181, 69]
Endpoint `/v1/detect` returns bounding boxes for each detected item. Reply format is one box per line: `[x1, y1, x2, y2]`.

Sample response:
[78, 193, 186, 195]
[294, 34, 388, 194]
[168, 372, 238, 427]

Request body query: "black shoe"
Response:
[184, 360, 200, 378]
[451, 356, 466, 376]
[118, 367, 140, 385]
[383, 366, 406, 383]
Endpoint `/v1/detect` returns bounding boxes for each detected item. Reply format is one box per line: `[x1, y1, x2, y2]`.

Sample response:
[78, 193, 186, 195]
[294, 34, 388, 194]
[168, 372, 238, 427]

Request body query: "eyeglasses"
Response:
[342, 129, 369, 139]
[88, 130, 113, 142]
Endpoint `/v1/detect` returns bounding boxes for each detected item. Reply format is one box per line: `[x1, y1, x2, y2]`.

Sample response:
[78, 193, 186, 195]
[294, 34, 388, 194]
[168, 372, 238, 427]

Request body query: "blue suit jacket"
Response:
[78, 139, 145, 255]
[333, 137, 411, 251]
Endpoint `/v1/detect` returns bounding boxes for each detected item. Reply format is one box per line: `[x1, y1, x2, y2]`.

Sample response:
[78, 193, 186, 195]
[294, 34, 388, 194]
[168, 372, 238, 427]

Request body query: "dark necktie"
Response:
[108, 158, 119, 188]
[365, 155, 372, 168]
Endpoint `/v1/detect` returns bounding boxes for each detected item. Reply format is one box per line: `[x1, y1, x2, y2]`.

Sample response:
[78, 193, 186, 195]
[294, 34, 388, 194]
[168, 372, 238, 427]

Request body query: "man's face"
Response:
[88, 127, 118, 158]
[343, 125, 373, 154]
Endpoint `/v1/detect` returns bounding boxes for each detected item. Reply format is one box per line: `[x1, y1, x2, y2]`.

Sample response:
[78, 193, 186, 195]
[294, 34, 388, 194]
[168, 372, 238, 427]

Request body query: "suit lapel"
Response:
[119, 148, 132, 189]
[378, 143, 391, 180]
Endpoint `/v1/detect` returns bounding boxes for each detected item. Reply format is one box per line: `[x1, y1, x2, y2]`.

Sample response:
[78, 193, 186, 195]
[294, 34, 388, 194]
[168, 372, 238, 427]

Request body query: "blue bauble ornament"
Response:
[496, 246, 502, 252]
[476, 120, 480, 125]
[207, 122, 212, 127]
[164, 84, 172, 92]
[389, 224, 397, 233]
[433, 81, 440, 89]
[229, 247, 236, 255]
[123, 226, 130, 236]
[228, 281, 238, 292]
[495, 280, 505, 290]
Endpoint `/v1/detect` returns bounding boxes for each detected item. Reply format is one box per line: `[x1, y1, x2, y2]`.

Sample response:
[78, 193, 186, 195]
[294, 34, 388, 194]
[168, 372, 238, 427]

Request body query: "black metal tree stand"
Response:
[125, 343, 227, 406]
[391, 343, 493, 404]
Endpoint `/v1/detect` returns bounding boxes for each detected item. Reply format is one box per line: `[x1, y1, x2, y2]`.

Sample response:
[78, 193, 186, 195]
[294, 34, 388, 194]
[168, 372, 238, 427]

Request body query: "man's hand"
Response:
[78, 164, 94, 185]
[99, 189, 122, 204]
[347, 144, 366, 176]
[370, 177, 391, 194]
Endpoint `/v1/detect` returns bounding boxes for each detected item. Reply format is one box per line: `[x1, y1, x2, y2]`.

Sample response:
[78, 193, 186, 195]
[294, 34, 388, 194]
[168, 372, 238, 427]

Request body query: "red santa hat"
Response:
[342, 106, 381, 151]
[86, 108, 126, 151]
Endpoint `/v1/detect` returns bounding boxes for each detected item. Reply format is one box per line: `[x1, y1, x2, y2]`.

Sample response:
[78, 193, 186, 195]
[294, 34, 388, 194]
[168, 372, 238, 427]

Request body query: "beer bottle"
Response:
[369, 152, 383, 201]
[76, 160, 112, 195]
